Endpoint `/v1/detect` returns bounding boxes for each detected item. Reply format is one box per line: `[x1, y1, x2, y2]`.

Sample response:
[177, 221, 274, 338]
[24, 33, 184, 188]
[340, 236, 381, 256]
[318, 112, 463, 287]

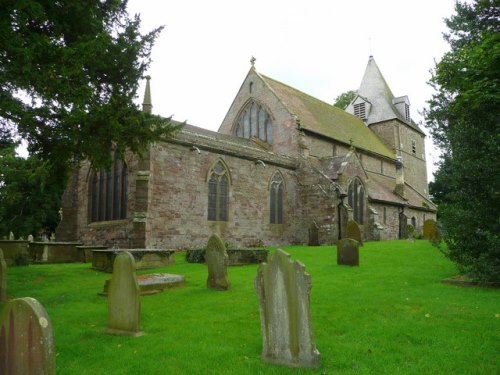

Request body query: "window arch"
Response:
[411, 216, 417, 228]
[234, 100, 273, 144]
[89, 155, 128, 222]
[348, 178, 365, 224]
[269, 172, 284, 224]
[207, 160, 230, 221]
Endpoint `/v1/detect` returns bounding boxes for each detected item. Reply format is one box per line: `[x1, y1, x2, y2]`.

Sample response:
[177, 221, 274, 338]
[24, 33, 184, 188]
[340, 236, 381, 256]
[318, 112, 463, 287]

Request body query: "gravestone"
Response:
[205, 234, 230, 290]
[308, 222, 319, 246]
[9, 232, 14, 241]
[0, 249, 6, 302]
[107, 252, 142, 336]
[345, 220, 363, 245]
[422, 219, 440, 242]
[255, 249, 320, 368]
[337, 238, 359, 266]
[0, 297, 56, 374]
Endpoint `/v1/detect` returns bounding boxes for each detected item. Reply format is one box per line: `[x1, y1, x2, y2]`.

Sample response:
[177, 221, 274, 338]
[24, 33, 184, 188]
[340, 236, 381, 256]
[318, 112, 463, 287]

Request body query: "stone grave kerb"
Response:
[107, 251, 143, 336]
[0, 297, 56, 374]
[255, 249, 320, 368]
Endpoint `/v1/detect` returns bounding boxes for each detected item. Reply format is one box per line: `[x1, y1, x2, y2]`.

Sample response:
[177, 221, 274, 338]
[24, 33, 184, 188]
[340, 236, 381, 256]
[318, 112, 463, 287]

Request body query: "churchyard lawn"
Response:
[5, 240, 499, 374]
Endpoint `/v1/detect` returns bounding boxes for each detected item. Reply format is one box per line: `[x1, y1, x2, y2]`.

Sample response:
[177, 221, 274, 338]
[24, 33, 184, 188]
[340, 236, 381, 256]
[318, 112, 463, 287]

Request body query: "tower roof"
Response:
[349, 56, 424, 134]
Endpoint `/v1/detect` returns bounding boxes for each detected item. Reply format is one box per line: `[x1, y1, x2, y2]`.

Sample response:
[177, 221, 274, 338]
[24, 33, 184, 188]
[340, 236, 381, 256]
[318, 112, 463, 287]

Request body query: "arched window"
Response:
[234, 100, 273, 144]
[270, 172, 284, 224]
[89, 154, 128, 222]
[348, 178, 365, 224]
[411, 217, 417, 228]
[207, 160, 230, 221]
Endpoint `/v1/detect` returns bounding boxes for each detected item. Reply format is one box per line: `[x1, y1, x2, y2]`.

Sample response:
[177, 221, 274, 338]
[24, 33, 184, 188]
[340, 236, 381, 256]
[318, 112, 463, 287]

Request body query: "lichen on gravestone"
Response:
[0, 297, 56, 374]
[107, 251, 143, 336]
[337, 238, 360, 266]
[205, 234, 230, 290]
[255, 249, 320, 368]
[345, 220, 363, 245]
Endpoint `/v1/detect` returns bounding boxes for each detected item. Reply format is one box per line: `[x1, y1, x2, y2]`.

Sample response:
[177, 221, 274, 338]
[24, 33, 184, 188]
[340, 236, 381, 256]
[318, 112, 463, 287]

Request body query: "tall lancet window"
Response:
[269, 172, 284, 224]
[234, 100, 273, 144]
[207, 160, 230, 221]
[348, 178, 365, 224]
[89, 152, 128, 222]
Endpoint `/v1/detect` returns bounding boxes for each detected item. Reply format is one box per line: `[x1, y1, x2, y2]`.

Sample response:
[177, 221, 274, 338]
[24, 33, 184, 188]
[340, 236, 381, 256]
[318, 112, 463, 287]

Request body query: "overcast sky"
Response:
[127, 0, 458, 179]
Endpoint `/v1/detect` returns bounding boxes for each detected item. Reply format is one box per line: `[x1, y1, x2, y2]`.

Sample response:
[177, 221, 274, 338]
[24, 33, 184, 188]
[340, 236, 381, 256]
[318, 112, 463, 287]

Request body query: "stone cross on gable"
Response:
[250, 56, 256, 67]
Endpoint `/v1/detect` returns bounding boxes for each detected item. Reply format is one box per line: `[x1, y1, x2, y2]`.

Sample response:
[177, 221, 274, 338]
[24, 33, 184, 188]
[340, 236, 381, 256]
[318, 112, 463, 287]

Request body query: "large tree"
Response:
[0, 141, 64, 238]
[425, 0, 500, 282]
[333, 90, 357, 110]
[0, 0, 178, 173]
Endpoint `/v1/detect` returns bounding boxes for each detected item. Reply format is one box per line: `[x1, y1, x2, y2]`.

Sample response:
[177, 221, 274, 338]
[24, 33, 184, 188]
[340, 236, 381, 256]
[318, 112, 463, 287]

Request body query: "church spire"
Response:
[142, 75, 152, 114]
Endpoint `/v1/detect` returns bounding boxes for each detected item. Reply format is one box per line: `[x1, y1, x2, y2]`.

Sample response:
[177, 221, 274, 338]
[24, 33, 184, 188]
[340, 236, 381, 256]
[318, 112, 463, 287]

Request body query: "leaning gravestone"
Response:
[0, 297, 56, 374]
[205, 234, 230, 290]
[337, 238, 360, 266]
[345, 220, 363, 246]
[255, 249, 320, 368]
[0, 249, 6, 303]
[107, 251, 142, 336]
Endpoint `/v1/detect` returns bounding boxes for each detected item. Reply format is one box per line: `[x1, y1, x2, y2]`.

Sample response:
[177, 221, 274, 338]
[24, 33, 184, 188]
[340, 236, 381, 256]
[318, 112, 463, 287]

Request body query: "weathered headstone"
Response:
[422, 219, 440, 242]
[107, 251, 142, 336]
[308, 222, 319, 246]
[8, 232, 14, 241]
[205, 234, 230, 290]
[28, 234, 34, 242]
[0, 249, 6, 303]
[0, 297, 56, 374]
[255, 249, 320, 368]
[337, 238, 360, 266]
[345, 220, 363, 245]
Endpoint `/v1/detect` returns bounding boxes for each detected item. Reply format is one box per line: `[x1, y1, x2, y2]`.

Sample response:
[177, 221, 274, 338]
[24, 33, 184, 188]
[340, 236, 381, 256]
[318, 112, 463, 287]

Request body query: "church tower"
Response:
[346, 56, 429, 197]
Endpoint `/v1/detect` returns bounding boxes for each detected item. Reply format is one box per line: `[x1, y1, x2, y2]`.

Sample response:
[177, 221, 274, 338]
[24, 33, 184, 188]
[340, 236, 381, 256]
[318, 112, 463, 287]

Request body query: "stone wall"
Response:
[146, 143, 303, 248]
[218, 69, 300, 158]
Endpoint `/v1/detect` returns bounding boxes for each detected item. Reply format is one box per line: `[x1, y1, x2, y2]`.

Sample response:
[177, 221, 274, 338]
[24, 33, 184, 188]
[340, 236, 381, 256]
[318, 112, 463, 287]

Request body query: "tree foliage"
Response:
[425, 0, 500, 282]
[334, 90, 357, 110]
[0, 142, 65, 238]
[0, 0, 180, 174]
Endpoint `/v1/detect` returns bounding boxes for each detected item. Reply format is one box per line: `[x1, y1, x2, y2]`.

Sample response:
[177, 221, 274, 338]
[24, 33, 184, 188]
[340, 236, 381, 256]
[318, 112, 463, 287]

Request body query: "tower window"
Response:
[412, 140, 416, 155]
[354, 102, 366, 120]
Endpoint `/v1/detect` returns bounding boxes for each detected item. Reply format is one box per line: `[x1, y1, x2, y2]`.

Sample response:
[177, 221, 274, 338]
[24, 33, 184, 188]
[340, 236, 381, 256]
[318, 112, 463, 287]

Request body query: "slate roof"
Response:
[259, 73, 396, 160]
[366, 172, 436, 211]
[165, 123, 297, 169]
[353, 56, 425, 134]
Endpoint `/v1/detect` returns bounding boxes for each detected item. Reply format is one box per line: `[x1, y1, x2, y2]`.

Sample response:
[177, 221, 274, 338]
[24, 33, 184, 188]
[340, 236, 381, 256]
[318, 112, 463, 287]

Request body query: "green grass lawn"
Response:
[4, 240, 499, 374]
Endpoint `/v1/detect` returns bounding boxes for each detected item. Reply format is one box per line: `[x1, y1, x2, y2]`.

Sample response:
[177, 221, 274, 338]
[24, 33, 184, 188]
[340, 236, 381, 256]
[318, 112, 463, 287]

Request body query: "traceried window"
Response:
[354, 102, 366, 120]
[90, 155, 128, 222]
[269, 172, 284, 224]
[348, 178, 365, 224]
[208, 160, 230, 221]
[234, 100, 273, 144]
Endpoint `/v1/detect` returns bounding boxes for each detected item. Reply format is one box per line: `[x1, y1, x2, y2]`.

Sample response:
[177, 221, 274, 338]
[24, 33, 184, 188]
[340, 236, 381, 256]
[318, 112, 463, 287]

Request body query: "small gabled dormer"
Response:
[393, 95, 410, 122]
[346, 96, 371, 122]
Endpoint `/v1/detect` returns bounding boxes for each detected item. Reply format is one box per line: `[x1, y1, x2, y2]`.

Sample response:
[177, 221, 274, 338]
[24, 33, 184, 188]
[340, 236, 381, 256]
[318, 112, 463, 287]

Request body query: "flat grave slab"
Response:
[92, 249, 175, 273]
[100, 273, 186, 296]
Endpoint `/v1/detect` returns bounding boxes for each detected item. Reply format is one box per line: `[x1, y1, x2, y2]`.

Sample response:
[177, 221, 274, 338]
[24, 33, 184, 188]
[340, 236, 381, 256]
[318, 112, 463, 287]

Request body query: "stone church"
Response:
[56, 56, 436, 249]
